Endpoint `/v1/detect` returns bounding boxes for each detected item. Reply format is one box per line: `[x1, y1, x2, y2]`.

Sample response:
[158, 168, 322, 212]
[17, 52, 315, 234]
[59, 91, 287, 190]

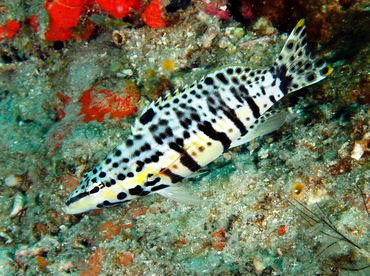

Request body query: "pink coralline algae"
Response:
[203, 2, 230, 20]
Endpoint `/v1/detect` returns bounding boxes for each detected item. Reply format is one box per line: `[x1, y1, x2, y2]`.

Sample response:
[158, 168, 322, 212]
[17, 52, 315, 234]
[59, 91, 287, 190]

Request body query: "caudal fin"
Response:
[271, 19, 333, 94]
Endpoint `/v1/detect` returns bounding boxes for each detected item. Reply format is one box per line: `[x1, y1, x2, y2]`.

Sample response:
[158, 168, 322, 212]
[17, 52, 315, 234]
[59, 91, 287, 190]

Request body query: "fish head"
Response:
[63, 171, 130, 215]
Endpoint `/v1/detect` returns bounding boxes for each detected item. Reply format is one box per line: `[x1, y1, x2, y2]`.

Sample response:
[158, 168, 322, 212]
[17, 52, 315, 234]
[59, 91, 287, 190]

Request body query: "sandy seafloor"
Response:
[1, 1, 370, 275]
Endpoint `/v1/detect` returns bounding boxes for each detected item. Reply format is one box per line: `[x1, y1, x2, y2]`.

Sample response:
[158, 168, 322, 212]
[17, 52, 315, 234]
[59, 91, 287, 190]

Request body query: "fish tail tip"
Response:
[296, 18, 305, 29]
[323, 64, 334, 76]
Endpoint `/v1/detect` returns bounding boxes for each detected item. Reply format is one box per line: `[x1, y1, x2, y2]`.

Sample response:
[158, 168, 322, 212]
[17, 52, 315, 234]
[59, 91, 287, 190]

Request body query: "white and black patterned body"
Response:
[65, 20, 332, 214]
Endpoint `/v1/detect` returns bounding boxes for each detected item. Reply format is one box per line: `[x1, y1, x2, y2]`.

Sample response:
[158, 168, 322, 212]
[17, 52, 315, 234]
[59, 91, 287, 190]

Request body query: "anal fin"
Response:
[230, 111, 287, 148]
[155, 185, 202, 205]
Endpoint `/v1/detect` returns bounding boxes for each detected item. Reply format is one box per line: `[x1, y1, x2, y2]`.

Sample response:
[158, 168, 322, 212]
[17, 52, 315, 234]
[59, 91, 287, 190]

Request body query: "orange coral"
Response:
[80, 248, 105, 276]
[116, 252, 134, 266]
[211, 228, 227, 250]
[35, 256, 49, 269]
[142, 0, 167, 28]
[98, 220, 134, 240]
[95, 0, 141, 18]
[79, 81, 141, 123]
[0, 20, 20, 41]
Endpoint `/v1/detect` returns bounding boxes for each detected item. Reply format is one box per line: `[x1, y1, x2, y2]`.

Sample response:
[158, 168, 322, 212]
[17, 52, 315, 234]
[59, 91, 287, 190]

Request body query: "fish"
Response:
[64, 19, 333, 214]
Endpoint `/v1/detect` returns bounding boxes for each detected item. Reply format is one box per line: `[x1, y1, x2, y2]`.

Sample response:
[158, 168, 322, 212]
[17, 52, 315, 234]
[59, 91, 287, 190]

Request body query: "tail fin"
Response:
[271, 19, 333, 94]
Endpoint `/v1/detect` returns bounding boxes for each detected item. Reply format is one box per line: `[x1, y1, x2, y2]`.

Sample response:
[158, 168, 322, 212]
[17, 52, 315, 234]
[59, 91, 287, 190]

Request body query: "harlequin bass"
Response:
[64, 19, 333, 214]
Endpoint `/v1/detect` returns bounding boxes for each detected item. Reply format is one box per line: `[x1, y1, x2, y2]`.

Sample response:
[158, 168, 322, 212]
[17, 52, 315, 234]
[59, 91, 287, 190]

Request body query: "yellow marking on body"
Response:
[324, 65, 334, 76]
[296, 19, 305, 29]
[102, 189, 117, 200]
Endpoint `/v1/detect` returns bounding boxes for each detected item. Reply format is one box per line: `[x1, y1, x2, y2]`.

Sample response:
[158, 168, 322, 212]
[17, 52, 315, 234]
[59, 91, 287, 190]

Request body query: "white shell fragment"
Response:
[4, 174, 22, 187]
[351, 132, 370, 160]
[10, 192, 26, 217]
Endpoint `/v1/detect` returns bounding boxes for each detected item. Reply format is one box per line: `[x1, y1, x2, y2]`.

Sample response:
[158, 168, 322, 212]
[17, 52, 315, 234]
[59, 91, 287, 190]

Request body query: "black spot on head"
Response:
[105, 158, 112, 164]
[197, 84, 203, 89]
[232, 77, 239, 85]
[92, 177, 97, 183]
[110, 179, 116, 185]
[99, 171, 106, 178]
[226, 68, 233, 75]
[117, 173, 125, 180]
[236, 68, 242, 74]
[127, 172, 134, 177]
[117, 192, 127, 200]
[181, 93, 188, 99]
[174, 98, 180, 104]
[93, 168, 98, 174]
[287, 42, 294, 50]
[112, 162, 119, 168]
[115, 150, 122, 157]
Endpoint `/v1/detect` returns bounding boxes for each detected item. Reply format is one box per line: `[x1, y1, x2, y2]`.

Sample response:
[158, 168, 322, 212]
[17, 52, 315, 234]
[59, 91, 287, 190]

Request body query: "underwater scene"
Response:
[0, 0, 369, 275]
